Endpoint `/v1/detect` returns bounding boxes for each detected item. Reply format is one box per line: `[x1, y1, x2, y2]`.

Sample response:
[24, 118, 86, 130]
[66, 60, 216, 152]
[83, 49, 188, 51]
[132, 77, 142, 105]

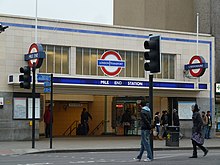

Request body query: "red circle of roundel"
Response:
[100, 50, 122, 76]
[189, 55, 205, 77]
[28, 43, 40, 68]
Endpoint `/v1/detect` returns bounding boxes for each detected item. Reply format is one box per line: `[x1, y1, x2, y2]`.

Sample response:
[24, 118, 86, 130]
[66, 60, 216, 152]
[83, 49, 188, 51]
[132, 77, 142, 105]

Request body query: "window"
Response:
[40, 45, 70, 74]
[76, 47, 144, 78]
[155, 54, 175, 79]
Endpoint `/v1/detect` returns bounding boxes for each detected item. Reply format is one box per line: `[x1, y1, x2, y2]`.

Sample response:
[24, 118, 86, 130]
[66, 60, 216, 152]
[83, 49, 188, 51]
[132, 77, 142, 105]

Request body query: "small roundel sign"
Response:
[24, 43, 45, 68]
[97, 50, 125, 77]
[184, 55, 208, 77]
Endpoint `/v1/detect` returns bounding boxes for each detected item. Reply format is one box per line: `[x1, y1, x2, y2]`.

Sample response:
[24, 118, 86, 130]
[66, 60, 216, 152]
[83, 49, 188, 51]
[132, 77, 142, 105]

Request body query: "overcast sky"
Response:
[0, 0, 113, 24]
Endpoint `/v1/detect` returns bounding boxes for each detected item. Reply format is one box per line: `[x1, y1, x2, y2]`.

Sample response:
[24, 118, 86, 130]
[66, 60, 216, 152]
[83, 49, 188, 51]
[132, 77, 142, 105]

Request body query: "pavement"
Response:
[0, 136, 220, 156]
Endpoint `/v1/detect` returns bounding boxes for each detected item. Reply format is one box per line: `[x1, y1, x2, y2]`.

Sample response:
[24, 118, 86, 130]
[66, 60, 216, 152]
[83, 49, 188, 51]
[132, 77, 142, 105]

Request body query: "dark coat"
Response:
[121, 111, 132, 124]
[192, 111, 203, 133]
[173, 112, 180, 126]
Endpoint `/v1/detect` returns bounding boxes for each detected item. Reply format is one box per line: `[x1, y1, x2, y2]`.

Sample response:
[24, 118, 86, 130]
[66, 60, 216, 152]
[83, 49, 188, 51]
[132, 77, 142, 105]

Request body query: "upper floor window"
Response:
[76, 48, 175, 79]
[155, 54, 175, 79]
[76, 48, 144, 78]
[40, 45, 70, 74]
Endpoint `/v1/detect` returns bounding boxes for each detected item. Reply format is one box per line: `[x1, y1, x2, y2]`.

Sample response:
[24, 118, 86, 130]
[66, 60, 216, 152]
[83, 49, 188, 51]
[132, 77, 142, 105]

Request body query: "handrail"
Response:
[89, 120, 104, 135]
[63, 120, 79, 136]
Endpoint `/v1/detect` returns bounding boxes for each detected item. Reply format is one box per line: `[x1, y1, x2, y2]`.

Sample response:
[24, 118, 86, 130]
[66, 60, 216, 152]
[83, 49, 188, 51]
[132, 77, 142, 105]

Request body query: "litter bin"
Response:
[166, 126, 179, 147]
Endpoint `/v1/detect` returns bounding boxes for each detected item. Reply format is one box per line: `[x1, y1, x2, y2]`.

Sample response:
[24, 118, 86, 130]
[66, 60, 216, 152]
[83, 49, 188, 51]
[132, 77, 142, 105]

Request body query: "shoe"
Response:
[144, 158, 152, 162]
[133, 158, 141, 162]
[189, 155, 198, 158]
[203, 150, 208, 157]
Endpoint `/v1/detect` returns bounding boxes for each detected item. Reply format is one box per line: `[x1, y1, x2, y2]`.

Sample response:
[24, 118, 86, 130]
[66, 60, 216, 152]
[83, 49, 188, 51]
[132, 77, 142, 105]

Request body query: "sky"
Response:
[0, 0, 113, 25]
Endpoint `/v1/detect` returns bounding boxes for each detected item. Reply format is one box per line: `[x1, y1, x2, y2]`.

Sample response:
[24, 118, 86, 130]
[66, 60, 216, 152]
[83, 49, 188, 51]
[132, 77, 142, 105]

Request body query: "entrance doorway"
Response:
[112, 97, 146, 135]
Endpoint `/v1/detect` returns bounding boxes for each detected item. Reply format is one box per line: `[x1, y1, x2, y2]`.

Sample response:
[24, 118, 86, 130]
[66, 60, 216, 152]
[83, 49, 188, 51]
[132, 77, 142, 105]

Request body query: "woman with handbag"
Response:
[190, 104, 208, 158]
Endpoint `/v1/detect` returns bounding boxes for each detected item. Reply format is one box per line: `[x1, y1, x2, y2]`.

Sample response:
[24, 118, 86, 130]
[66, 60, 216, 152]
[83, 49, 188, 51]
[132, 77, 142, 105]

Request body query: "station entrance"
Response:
[111, 96, 147, 136]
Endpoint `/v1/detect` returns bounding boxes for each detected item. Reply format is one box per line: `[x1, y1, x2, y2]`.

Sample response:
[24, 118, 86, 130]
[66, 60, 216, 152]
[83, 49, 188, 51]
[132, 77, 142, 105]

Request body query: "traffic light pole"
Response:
[32, 62, 36, 149]
[50, 74, 53, 149]
[149, 73, 154, 158]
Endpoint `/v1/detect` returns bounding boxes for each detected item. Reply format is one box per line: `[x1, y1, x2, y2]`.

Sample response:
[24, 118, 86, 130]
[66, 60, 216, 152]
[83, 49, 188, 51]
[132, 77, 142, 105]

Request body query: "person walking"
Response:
[205, 111, 212, 139]
[154, 112, 161, 139]
[80, 108, 92, 135]
[134, 101, 153, 162]
[44, 104, 51, 138]
[190, 104, 208, 158]
[161, 110, 168, 138]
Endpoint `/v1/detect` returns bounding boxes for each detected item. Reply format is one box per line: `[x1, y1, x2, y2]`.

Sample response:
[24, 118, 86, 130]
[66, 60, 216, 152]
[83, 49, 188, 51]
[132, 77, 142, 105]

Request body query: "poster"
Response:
[13, 98, 26, 119]
[178, 101, 195, 119]
[28, 98, 40, 119]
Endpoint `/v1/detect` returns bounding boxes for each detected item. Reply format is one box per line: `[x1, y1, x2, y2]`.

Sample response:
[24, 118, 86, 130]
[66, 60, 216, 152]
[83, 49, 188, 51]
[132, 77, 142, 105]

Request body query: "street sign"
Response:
[44, 81, 51, 87]
[37, 74, 51, 81]
[44, 87, 51, 93]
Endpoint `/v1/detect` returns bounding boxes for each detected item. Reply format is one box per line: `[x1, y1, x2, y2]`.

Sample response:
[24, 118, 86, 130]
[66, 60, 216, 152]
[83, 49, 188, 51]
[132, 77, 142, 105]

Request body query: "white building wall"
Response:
[0, 14, 215, 140]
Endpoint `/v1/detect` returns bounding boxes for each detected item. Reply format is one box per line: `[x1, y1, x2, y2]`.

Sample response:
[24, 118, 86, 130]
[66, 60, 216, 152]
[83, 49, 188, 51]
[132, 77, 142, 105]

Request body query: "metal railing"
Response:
[63, 120, 79, 136]
[89, 120, 104, 135]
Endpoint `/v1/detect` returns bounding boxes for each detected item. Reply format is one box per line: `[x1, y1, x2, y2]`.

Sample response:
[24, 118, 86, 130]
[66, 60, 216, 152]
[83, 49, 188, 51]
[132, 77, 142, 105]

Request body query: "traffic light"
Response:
[0, 24, 9, 33]
[144, 35, 161, 73]
[19, 66, 31, 89]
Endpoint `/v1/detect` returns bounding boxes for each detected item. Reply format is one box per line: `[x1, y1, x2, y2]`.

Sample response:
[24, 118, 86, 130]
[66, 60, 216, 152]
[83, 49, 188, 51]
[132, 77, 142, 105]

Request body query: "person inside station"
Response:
[80, 108, 92, 135]
[120, 108, 132, 136]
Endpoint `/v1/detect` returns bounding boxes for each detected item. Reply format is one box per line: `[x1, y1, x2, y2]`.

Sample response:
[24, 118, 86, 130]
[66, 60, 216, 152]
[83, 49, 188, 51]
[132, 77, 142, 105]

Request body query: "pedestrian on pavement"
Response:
[134, 101, 153, 162]
[80, 108, 92, 135]
[161, 110, 168, 138]
[190, 104, 208, 158]
[205, 111, 212, 139]
[154, 112, 161, 139]
[173, 108, 183, 139]
[44, 104, 51, 138]
[201, 111, 208, 137]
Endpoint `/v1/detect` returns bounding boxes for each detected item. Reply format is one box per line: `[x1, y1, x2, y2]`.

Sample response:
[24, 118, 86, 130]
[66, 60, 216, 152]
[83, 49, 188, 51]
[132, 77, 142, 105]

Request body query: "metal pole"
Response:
[104, 95, 107, 134]
[50, 74, 53, 149]
[149, 73, 154, 158]
[196, 13, 199, 55]
[35, 0, 38, 43]
[32, 62, 36, 148]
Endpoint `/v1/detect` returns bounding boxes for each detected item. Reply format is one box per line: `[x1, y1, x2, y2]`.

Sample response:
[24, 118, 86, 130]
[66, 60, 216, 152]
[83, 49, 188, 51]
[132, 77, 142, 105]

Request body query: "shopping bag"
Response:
[191, 132, 204, 145]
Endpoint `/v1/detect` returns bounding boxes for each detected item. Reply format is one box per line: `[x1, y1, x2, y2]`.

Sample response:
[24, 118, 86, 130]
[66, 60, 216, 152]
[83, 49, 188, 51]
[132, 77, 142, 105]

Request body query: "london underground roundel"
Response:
[184, 55, 208, 77]
[97, 51, 125, 77]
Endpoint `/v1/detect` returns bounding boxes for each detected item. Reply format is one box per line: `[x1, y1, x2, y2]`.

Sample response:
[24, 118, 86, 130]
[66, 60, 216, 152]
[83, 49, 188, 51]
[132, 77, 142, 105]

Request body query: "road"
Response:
[0, 150, 220, 165]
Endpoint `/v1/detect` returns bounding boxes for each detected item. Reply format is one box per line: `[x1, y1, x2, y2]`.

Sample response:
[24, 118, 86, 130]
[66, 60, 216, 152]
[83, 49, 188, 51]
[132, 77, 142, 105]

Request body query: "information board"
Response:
[13, 98, 26, 119]
[178, 101, 195, 119]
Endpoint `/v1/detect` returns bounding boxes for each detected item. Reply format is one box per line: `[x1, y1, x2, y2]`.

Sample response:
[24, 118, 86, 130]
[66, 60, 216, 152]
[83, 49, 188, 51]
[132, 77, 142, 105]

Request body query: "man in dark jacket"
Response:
[134, 101, 153, 162]
[81, 108, 92, 135]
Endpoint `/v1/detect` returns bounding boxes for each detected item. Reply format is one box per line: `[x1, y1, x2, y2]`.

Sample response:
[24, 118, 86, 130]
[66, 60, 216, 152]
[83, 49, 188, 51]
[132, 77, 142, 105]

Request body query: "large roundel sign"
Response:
[184, 55, 208, 77]
[97, 50, 125, 77]
[24, 43, 45, 68]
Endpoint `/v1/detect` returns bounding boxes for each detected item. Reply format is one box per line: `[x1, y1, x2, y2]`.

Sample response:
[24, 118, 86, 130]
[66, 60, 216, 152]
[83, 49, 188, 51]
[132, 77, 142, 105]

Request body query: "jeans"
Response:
[155, 125, 160, 137]
[205, 126, 211, 139]
[137, 130, 153, 160]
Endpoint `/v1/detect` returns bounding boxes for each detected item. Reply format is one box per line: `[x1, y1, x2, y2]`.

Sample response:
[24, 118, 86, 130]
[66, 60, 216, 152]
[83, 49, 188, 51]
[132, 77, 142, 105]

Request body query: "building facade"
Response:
[114, 0, 220, 132]
[0, 14, 215, 140]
